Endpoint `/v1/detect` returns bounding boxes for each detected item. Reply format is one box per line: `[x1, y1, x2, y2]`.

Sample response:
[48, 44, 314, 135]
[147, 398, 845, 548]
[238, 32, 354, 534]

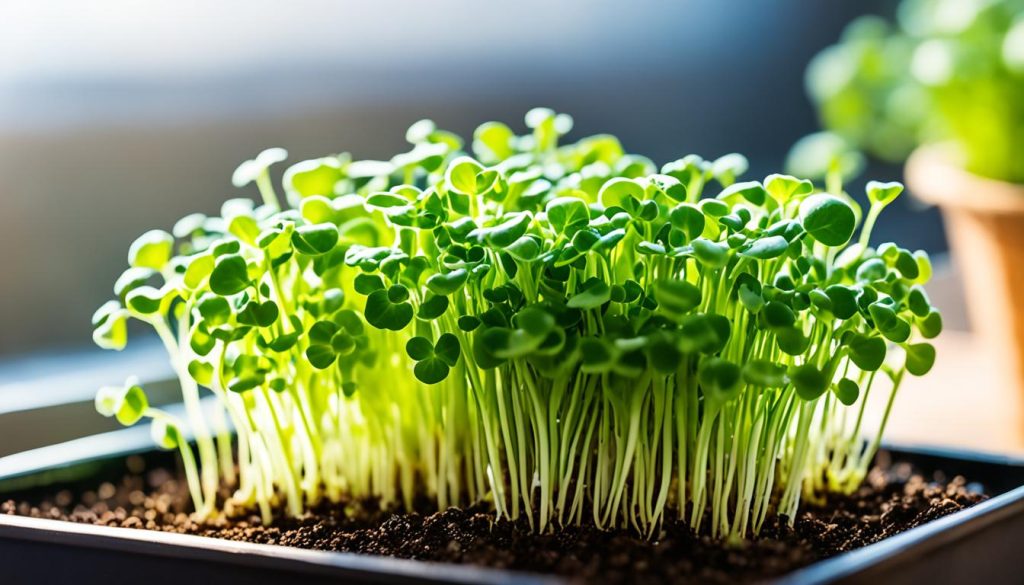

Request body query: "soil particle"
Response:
[3, 461, 984, 584]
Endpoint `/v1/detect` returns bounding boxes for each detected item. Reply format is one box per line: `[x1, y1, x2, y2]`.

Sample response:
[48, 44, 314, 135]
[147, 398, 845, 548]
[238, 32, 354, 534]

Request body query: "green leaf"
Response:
[762, 301, 796, 328]
[228, 375, 264, 393]
[913, 251, 932, 284]
[505, 235, 542, 262]
[514, 307, 556, 337]
[661, 155, 705, 185]
[594, 228, 626, 252]
[775, 326, 810, 355]
[808, 289, 833, 314]
[417, 294, 449, 320]
[917, 309, 943, 339]
[238, 300, 279, 328]
[354, 273, 385, 295]
[458, 315, 481, 331]
[485, 325, 544, 359]
[799, 194, 856, 247]
[717, 180, 766, 205]
[834, 378, 860, 406]
[598, 177, 645, 211]
[292, 223, 340, 256]
[309, 320, 339, 344]
[484, 212, 532, 248]
[330, 329, 356, 354]
[847, 333, 886, 371]
[678, 314, 731, 354]
[366, 192, 410, 208]
[173, 213, 206, 238]
[764, 174, 813, 205]
[210, 254, 250, 296]
[114, 267, 155, 299]
[434, 333, 461, 366]
[647, 336, 683, 373]
[406, 336, 433, 361]
[188, 360, 214, 386]
[128, 230, 174, 270]
[364, 289, 414, 331]
[446, 156, 485, 196]
[92, 302, 128, 351]
[785, 131, 863, 181]
[669, 203, 705, 241]
[699, 357, 743, 403]
[905, 343, 936, 376]
[387, 284, 410, 303]
[333, 309, 362, 336]
[907, 285, 931, 317]
[856, 258, 888, 282]
[267, 331, 300, 352]
[895, 249, 920, 280]
[414, 358, 451, 384]
[426, 269, 469, 295]
[738, 283, 765, 314]
[699, 199, 729, 218]
[95, 382, 149, 426]
[197, 294, 231, 326]
[648, 174, 688, 202]
[151, 419, 182, 450]
[125, 286, 164, 315]
[580, 337, 616, 372]
[284, 158, 343, 199]
[866, 181, 903, 207]
[654, 279, 702, 315]
[790, 364, 828, 401]
[825, 285, 859, 320]
[233, 147, 288, 188]
[184, 254, 215, 290]
[213, 240, 240, 257]
[570, 229, 600, 254]
[568, 278, 612, 309]
[472, 329, 506, 369]
[473, 122, 515, 162]
[690, 238, 730, 269]
[228, 215, 260, 245]
[868, 302, 911, 342]
[189, 322, 216, 356]
[340, 381, 358, 397]
[711, 154, 750, 186]
[546, 197, 591, 235]
[740, 235, 789, 260]
[742, 360, 788, 388]
[306, 344, 337, 369]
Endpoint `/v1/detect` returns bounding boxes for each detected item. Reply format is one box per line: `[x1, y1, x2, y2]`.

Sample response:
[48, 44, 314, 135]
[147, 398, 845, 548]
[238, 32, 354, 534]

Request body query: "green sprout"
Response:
[94, 109, 940, 541]
[792, 0, 1024, 184]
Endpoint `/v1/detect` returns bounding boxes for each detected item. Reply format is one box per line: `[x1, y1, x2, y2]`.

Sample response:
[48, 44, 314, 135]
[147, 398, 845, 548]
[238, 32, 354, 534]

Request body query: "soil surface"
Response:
[2, 457, 984, 584]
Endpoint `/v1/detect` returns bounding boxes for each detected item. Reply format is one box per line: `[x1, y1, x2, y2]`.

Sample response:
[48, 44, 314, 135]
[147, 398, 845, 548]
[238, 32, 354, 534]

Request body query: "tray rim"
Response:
[3, 430, 1024, 585]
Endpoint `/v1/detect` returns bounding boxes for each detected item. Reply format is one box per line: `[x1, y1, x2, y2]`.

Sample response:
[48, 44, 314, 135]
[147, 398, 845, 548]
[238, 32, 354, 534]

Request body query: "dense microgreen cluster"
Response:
[93, 108, 941, 540]
[793, 0, 1024, 183]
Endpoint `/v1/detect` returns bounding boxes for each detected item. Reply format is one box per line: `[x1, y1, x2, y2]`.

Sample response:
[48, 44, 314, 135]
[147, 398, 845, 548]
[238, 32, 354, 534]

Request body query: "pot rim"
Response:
[906, 145, 1024, 215]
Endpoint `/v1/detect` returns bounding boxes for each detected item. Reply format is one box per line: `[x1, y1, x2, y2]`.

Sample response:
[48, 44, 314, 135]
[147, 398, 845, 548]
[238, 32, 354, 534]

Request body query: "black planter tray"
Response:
[1, 430, 1023, 585]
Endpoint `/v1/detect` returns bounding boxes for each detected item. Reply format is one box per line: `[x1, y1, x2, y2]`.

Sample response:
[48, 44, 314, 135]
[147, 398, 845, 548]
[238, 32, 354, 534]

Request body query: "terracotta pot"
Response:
[905, 146, 1024, 398]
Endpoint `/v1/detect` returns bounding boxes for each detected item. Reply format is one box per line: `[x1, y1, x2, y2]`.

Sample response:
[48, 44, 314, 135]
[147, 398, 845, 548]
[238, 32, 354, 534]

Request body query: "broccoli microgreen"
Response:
[94, 109, 940, 541]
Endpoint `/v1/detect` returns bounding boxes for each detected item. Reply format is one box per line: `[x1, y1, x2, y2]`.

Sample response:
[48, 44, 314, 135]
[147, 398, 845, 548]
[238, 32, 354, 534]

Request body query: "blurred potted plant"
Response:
[794, 0, 1024, 395]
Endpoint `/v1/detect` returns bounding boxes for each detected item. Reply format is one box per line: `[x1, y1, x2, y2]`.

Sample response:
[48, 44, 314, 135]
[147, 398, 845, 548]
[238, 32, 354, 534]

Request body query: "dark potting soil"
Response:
[2, 456, 984, 584]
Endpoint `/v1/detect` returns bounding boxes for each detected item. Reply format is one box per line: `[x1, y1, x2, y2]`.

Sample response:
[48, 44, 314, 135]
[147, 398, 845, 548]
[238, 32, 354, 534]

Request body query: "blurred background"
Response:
[2, 0, 1006, 455]
[1, 0, 931, 356]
